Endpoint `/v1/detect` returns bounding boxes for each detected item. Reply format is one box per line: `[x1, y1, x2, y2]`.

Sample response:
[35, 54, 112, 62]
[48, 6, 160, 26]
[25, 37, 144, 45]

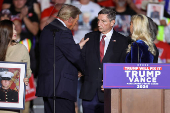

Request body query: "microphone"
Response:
[50, 29, 59, 33]
[50, 29, 59, 37]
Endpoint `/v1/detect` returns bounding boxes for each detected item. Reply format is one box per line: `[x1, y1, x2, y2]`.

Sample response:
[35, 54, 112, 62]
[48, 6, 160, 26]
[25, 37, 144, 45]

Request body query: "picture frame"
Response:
[141, 0, 165, 10]
[0, 61, 26, 110]
[147, 3, 164, 25]
[114, 15, 131, 37]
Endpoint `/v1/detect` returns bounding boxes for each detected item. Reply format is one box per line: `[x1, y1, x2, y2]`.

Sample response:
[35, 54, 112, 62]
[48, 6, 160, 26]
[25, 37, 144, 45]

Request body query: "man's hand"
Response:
[78, 71, 83, 78]
[101, 80, 104, 91]
[79, 38, 89, 49]
[20, 6, 28, 19]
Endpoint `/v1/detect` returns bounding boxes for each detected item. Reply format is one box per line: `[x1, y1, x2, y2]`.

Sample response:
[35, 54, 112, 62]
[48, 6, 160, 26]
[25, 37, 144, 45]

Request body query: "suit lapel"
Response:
[94, 31, 101, 63]
[102, 30, 117, 63]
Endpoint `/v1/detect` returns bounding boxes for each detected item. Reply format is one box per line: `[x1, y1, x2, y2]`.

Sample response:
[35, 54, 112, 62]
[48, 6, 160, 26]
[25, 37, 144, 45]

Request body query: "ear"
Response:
[110, 20, 115, 26]
[68, 17, 73, 23]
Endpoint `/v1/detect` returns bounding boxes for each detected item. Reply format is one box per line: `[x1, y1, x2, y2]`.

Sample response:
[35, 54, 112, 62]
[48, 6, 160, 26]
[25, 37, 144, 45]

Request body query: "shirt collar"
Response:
[57, 18, 67, 27]
[101, 28, 113, 40]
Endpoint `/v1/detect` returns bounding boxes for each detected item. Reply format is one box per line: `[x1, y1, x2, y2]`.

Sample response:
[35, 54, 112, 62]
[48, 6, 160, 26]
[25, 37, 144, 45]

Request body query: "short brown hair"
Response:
[98, 8, 116, 21]
[57, 4, 81, 21]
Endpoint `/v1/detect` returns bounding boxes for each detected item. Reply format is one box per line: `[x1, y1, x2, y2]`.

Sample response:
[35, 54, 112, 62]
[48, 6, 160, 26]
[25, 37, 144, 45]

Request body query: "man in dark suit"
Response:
[79, 8, 128, 113]
[36, 4, 89, 113]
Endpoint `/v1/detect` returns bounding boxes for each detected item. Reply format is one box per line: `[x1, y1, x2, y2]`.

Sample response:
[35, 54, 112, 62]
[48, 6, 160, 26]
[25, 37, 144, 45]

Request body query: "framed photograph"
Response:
[114, 15, 131, 37]
[0, 61, 26, 110]
[147, 3, 164, 25]
[141, 0, 165, 10]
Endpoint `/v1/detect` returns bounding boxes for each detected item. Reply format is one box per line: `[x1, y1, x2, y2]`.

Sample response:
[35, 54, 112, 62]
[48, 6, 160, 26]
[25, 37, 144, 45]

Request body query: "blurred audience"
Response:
[72, 0, 101, 43]
[9, 0, 39, 37]
[153, 23, 170, 63]
[97, 0, 145, 14]
[40, 0, 66, 30]
[2, 0, 41, 19]
[154, 37, 170, 63]
[113, 0, 136, 37]
[0, 9, 11, 20]
[113, 0, 136, 15]
[39, 0, 50, 11]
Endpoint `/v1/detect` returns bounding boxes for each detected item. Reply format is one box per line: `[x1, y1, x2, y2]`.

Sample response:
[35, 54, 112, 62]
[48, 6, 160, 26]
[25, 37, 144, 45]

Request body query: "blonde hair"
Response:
[57, 4, 81, 21]
[127, 14, 156, 56]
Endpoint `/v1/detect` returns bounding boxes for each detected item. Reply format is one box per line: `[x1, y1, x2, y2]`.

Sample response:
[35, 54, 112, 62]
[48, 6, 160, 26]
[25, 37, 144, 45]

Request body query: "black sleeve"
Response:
[3, 0, 11, 4]
[28, 11, 39, 23]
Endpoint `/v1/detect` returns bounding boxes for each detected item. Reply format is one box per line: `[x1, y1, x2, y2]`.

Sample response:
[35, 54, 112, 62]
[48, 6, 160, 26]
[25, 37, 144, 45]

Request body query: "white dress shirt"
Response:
[57, 18, 67, 27]
[100, 28, 113, 55]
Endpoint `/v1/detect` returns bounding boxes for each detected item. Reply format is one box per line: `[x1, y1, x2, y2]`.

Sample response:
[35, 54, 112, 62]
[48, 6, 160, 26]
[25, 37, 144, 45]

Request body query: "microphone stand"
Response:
[50, 28, 59, 113]
[52, 30, 56, 113]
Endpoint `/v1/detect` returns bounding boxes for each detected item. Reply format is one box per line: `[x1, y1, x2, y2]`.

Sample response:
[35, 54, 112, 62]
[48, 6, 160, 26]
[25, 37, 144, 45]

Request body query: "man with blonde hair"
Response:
[36, 4, 89, 113]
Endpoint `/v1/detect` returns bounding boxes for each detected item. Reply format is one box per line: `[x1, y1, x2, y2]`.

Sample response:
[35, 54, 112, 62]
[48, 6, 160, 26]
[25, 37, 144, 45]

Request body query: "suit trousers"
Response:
[43, 97, 75, 113]
[82, 92, 104, 113]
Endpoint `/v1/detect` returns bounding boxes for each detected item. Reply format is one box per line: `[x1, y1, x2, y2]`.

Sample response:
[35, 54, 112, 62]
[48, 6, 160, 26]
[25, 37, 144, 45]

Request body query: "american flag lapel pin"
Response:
[112, 40, 116, 42]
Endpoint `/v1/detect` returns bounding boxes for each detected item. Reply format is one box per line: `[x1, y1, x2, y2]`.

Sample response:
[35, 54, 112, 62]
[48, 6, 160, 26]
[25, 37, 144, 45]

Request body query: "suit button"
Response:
[99, 67, 101, 70]
[6, 98, 8, 99]
[6, 95, 7, 96]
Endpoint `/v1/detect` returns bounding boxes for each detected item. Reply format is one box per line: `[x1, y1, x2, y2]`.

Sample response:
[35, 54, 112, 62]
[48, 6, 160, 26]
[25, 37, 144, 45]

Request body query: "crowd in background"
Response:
[0, 0, 170, 113]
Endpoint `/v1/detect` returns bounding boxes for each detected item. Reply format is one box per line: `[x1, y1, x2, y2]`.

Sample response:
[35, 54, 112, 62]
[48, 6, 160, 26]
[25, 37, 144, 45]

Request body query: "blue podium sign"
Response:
[103, 63, 170, 89]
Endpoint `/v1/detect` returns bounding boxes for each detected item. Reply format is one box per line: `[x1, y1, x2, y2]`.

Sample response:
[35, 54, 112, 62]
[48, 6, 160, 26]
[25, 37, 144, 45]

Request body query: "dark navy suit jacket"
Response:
[79, 30, 128, 102]
[36, 19, 85, 102]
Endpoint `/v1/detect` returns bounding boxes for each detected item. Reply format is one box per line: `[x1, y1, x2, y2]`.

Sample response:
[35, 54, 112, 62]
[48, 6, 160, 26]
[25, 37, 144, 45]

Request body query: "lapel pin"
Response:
[112, 40, 116, 42]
